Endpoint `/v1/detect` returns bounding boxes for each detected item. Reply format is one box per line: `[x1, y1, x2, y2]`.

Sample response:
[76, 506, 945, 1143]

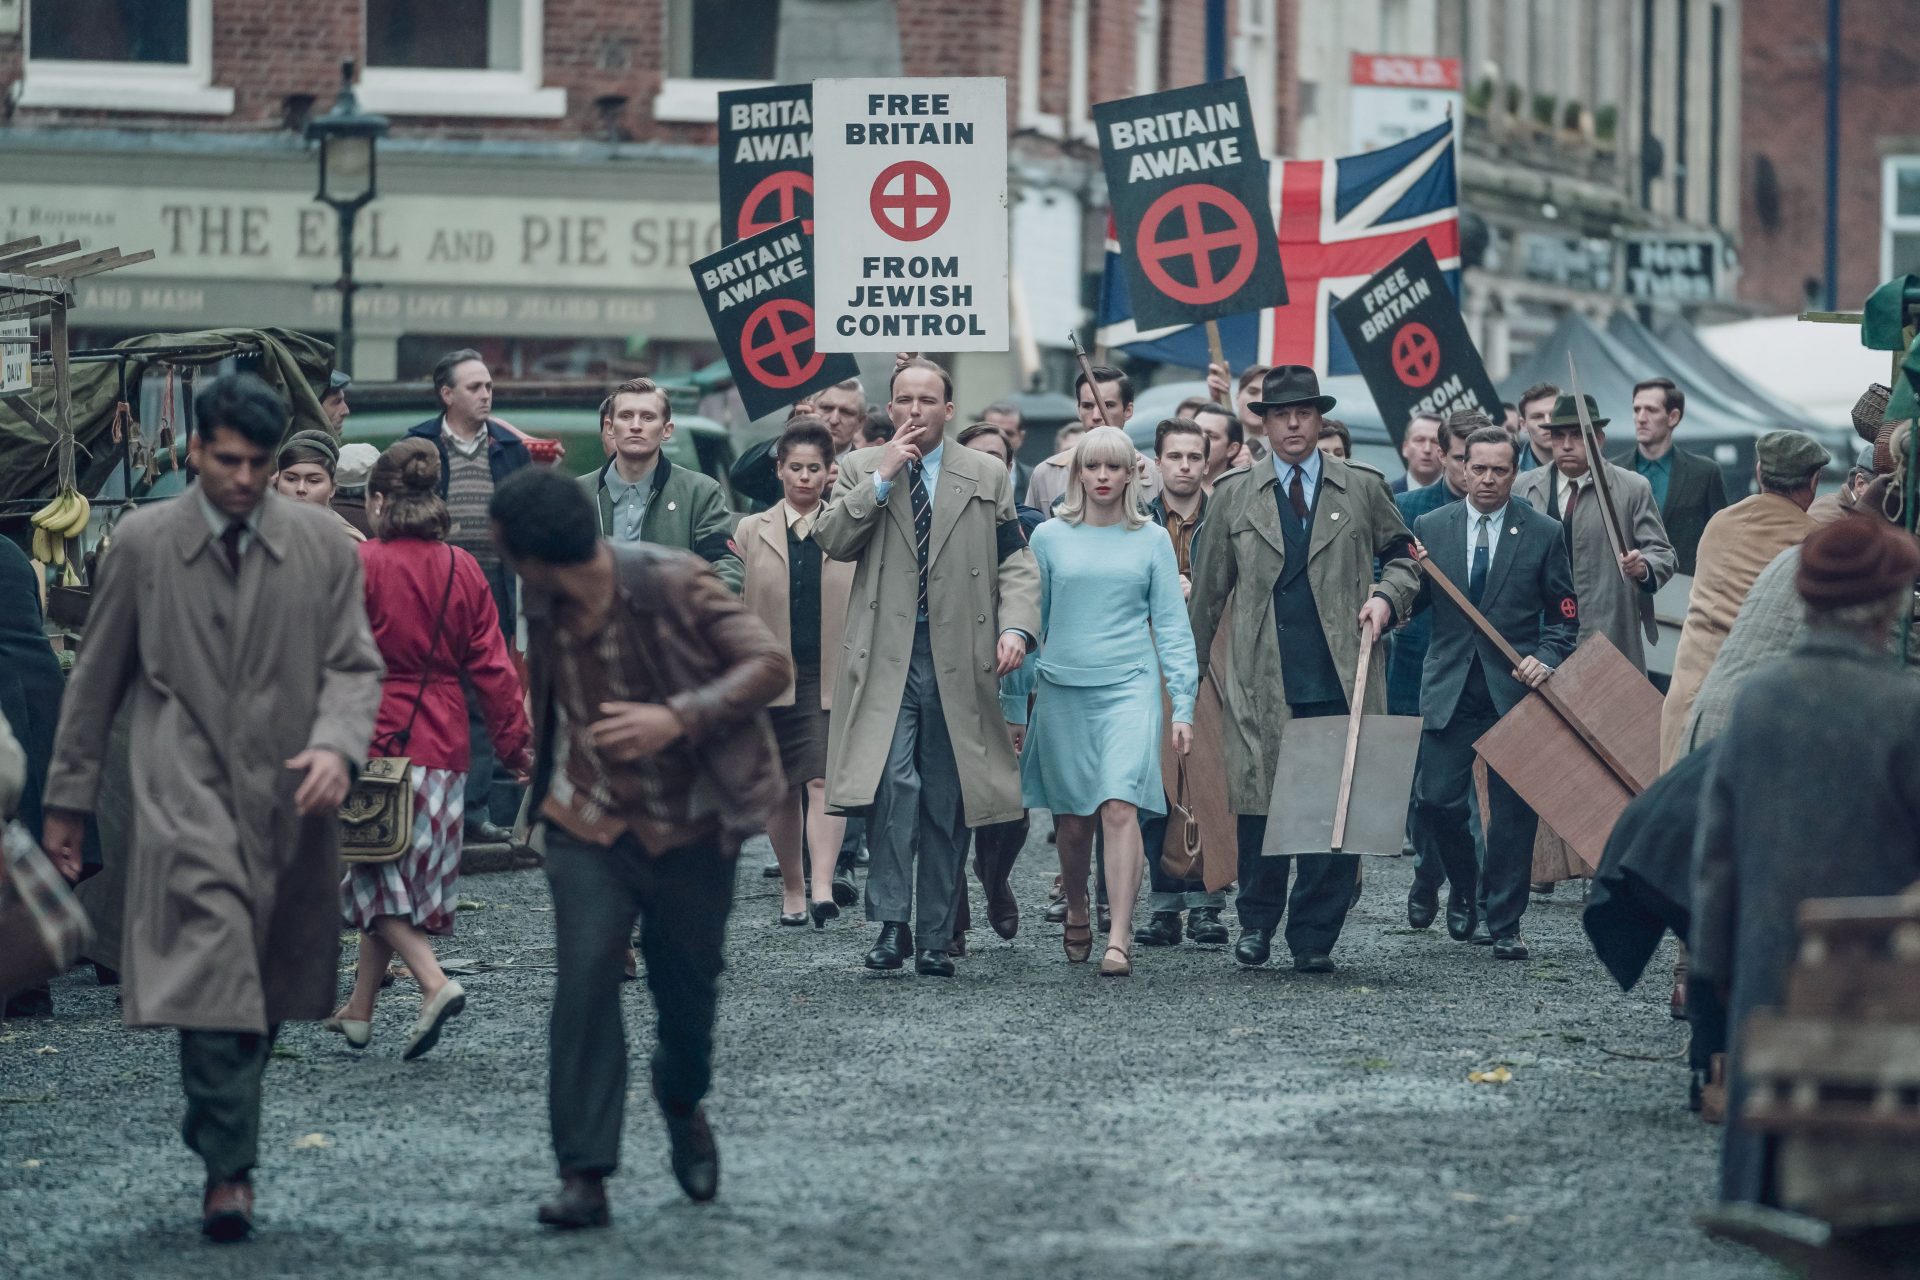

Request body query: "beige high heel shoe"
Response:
[1098, 945, 1133, 978]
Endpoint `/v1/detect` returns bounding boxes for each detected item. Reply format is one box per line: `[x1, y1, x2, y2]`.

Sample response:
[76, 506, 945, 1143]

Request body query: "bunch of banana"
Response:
[29, 485, 91, 566]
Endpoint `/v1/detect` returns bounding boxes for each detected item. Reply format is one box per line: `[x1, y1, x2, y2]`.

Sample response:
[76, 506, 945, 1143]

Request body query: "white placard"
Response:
[0, 317, 30, 394]
[812, 77, 1008, 352]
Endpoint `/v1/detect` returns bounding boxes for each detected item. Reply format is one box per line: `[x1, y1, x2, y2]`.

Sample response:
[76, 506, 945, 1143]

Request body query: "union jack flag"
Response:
[1096, 117, 1460, 377]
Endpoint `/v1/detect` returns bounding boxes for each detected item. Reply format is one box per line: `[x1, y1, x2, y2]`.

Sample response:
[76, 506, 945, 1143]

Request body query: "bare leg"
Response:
[339, 931, 394, 1022]
[765, 786, 808, 915]
[803, 779, 846, 906]
[1099, 799, 1144, 955]
[371, 915, 449, 1002]
[1054, 812, 1097, 927]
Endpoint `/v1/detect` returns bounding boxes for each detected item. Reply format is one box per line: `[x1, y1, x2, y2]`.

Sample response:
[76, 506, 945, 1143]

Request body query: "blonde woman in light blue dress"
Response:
[1021, 427, 1198, 976]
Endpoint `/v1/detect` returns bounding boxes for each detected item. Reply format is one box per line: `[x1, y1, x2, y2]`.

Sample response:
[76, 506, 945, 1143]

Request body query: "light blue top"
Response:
[870, 440, 944, 507]
[1029, 518, 1198, 723]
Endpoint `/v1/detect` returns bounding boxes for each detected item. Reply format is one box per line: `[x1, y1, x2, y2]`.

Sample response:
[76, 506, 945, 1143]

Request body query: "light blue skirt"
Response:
[1019, 667, 1166, 816]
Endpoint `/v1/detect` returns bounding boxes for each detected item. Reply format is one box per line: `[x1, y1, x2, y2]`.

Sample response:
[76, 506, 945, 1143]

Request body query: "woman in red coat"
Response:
[328, 439, 532, 1060]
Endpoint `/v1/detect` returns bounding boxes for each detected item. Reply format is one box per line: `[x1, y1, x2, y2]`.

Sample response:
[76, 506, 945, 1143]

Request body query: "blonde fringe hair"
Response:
[1058, 425, 1149, 529]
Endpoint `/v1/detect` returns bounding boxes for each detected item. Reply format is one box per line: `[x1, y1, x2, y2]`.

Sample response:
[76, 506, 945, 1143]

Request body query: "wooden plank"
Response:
[1798, 896, 1920, 928]
[1742, 1012, 1920, 1086]
[1568, 353, 1631, 578]
[1472, 633, 1662, 868]
[0, 237, 43, 259]
[1330, 640, 1373, 851]
[1263, 709, 1421, 857]
[1787, 962, 1920, 1022]
[0, 239, 82, 269]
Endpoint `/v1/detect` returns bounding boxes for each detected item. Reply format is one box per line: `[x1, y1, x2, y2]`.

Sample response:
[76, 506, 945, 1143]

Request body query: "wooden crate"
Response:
[1785, 898, 1920, 1023]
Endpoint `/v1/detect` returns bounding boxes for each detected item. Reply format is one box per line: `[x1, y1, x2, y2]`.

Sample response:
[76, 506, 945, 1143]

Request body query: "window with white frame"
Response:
[654, 0, 781, 124]
[1132, 0, 1160, 96]
[359, 0, 564, 119]
[1016, 0, 1091, 140]
[1235, 0, 1278, 155]
[1884, 158, 1920, 280]
[18, 0, 232, 114]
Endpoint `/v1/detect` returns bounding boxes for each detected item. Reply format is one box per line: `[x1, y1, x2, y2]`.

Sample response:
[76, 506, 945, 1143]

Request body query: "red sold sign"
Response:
[742, 299, 824, 389]
[869, 160, 951, 242]
[1135, 184, 1258, 307]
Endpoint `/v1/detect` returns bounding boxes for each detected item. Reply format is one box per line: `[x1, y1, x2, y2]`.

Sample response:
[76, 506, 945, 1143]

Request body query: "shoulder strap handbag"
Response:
[341, 548, 459, 864]
[1159, 757, 1204, 882]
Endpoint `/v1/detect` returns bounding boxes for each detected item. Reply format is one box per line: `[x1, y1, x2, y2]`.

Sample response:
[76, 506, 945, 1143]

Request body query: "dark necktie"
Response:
[1562, 476, 1581, 522]
[910, 461, 932, 618]
[1469, 513, 1490, 606]
[220, 520, 245, 575]
[1287, 466, 1309, 521]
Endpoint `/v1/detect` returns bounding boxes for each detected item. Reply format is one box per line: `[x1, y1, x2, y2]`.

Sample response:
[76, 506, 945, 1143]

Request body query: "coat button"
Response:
[870, 601, 878, 609]
[859, 650, 868, 658]
[971, 567, 980, 576]
[977, 614, 986, 623]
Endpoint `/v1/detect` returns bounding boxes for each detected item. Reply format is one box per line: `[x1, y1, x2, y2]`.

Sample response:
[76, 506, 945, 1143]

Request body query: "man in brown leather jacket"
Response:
[489, 467, 789, 1231]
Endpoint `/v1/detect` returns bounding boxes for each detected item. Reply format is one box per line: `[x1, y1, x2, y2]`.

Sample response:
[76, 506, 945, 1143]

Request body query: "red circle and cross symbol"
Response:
[1391, 322, 1441, 388]
[870, 160, 951, 242]
[741, 299, 824, 390]
[1136, 183, 1259, 307]
[739, 170, 814, 238]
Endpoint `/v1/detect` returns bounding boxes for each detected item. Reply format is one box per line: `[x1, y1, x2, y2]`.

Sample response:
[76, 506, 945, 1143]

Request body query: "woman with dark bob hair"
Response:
[325, 437, 532, 1060]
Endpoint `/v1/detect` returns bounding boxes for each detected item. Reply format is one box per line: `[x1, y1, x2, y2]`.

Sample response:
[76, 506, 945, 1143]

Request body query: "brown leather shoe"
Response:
[1669, 981, 1687, 1021]
[537, 1173, 610, 1229]
[201, 1178, 254, 1243]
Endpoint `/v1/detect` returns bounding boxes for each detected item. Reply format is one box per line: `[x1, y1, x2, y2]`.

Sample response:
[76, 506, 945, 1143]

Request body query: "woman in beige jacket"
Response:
[738, 419, 856, 927]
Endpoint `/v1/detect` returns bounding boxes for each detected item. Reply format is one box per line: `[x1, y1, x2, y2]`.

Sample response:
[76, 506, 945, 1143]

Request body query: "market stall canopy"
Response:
[0, 328, 334, 503]
[1694, 314, 1893, 432]
[1610, 312, 1833, 440]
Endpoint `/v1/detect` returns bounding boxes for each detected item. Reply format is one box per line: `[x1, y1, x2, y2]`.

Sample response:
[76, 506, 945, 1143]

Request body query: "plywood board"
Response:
[1472, 632, 1662, 869]
[1645, 572, 1692, 677]
[1262, 712, 1423, 857]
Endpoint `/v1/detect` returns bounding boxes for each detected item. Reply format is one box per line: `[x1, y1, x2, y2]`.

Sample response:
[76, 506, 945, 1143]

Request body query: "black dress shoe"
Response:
[1492, 934, 1529, 960]
[915, 949, 955, 977]
[1407, 882, 1439, 930]
[2, 983, 53, 1018]
[984, 876, 1020, 940]
[1470, 920, 1494, 946]
[1529, 880, 1555, 896]
[948, 933, 968, 958]
[1188, 906, 1229, 945]
[1233, 928, 1272, 966]
[1044, 898, 1068, 924]
[831, 868, 859, 907]
[864, 922, 909, 970]
[664, 1107, 720, 1202]
[1445, 889, 1477, 942]
[464, 817, 512, 844]
[93, 962, 120, 987]
[1135, 911, 1183, 947]
[778, 910, 808, 927]
[809, 899, 839, 929]
[537, 1173, 611, 1228]
[1293, 951, 1336, 974]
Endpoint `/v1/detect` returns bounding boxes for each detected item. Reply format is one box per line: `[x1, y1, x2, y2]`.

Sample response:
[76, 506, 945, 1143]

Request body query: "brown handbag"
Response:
[1160, 758, 1204, 882]
[340, 549, 457, 864]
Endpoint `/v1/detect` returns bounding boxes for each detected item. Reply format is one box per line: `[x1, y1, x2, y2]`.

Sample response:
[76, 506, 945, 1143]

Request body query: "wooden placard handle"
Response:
[1416, 554, 1644, 796]
[1069, 332, 1108, 427]
[1205, 320, 1229, 408]
[1330, 637, 1373, 852]
[1566, 353, 1631, 579]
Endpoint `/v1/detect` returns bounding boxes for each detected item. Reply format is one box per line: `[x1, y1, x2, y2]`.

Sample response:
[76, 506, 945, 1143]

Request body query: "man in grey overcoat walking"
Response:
[41, 374, 383, 1242]
[815, 358, 1041, 977]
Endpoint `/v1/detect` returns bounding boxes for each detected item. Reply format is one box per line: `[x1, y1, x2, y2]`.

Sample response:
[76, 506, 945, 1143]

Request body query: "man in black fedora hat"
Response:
[1188, 365, 1421, 973]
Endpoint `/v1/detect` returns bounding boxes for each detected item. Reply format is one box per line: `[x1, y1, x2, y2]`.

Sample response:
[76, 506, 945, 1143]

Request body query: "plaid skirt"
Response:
[341, 766, 465, 937]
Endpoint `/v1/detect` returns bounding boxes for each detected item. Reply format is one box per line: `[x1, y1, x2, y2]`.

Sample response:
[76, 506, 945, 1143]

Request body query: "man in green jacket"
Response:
[579, 378, 743, 591]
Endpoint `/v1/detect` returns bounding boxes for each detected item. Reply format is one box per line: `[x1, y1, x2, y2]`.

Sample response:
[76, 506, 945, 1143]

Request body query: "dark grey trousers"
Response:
[544, 827, 736, 1177]
[179, 1027, 277, 1185]
[865, 626, 970, 953]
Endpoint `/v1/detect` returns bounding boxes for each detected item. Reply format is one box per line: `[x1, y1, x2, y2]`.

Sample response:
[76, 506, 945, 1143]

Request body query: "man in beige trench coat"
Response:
[40, 374, 383, 1243]
[1188, 366, 1421, 973]
[815, 358, 1041, 978]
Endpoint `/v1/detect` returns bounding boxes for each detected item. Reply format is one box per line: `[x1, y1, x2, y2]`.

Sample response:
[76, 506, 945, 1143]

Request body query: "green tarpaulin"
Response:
[0, 327, 335, 503]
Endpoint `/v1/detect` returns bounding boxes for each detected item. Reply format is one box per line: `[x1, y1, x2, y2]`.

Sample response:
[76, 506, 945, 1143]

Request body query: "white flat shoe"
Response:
[403, 980, 465, 1061]
[322, 1015, 373, 1050]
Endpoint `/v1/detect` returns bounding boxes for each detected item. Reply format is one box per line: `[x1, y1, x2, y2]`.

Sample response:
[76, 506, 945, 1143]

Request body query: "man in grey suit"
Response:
[1407, 427, 1581, 960]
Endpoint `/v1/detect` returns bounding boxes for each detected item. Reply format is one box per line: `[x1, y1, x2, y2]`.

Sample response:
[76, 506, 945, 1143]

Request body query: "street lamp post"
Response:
[306, 58, 389, 376]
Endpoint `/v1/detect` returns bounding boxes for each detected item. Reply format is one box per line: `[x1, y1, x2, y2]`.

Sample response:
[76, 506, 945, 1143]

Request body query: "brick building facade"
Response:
[1739, 0, 1920, 317]
[0, 0, 1294, 406]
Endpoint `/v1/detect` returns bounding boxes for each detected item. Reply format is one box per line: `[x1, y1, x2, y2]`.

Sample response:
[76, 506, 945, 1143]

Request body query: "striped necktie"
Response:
[910, 461, 932, 618]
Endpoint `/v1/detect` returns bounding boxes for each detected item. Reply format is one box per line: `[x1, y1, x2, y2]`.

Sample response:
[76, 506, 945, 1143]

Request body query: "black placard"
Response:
[1093, 78, 1287, 330]
[718, 83, 814, 245]
[1331, 240, 1502, 445]
[692, 218, 857, 423]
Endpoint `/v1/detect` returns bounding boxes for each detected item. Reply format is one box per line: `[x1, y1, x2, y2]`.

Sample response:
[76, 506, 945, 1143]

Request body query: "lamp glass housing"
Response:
[319, 134, 375, 207]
